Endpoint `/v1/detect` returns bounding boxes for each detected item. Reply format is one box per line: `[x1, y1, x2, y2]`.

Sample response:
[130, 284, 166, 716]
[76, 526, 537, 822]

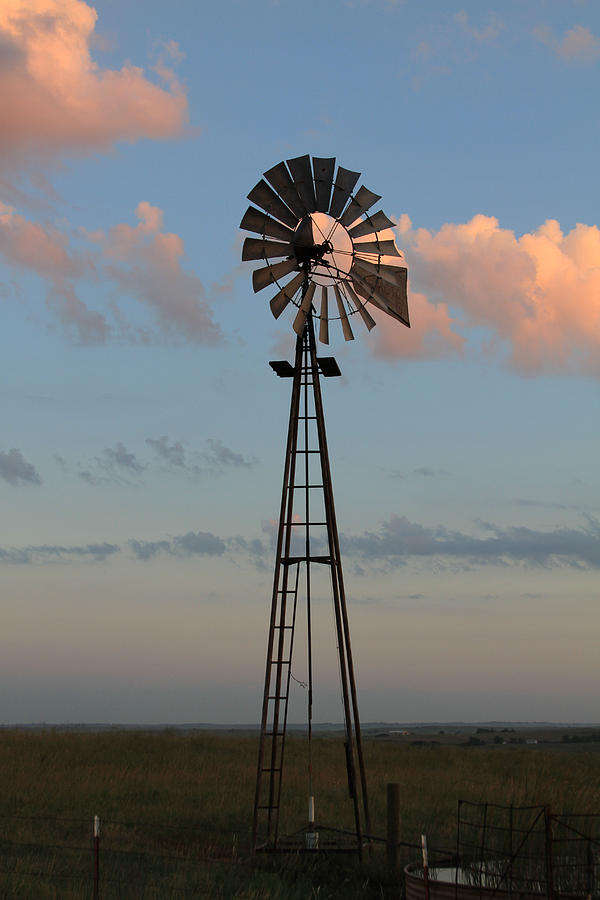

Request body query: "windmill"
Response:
[240, 155, 410, 854]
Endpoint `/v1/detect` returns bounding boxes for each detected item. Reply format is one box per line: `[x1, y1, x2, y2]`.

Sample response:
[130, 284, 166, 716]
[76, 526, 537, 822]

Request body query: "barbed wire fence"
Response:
[1, 802, 599, 898]
[0, 812, 260, 898]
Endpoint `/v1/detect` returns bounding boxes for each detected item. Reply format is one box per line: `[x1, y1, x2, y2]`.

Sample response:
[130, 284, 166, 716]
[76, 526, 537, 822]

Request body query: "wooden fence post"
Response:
[93, 815, 100, 900]
[387, 783, 401, 873]
[544, 806, 553, 900]
[422, 833, 431, 900]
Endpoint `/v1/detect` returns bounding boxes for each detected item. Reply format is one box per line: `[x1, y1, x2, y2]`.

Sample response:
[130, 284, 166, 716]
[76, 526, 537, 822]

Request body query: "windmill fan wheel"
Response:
[240, 155, 410, 344]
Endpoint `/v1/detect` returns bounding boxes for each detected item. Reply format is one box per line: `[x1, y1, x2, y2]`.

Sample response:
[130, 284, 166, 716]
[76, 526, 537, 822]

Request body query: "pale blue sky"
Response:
[0, 0, 598, 723]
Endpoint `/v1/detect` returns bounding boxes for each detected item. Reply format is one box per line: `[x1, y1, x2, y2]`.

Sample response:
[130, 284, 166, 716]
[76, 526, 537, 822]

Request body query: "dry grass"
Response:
[0, 729, 598, 897]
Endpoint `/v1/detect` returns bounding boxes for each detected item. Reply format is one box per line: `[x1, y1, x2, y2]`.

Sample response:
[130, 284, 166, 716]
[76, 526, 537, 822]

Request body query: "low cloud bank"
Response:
[343, 514, 600, 570]
[0, 448, 42, 486]
[2, 516, 598, 571]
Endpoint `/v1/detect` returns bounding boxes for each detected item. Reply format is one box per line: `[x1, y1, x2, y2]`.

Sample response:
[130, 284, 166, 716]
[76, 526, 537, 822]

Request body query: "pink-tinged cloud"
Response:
[534, 24, 600, 63]
[0, 0, 187, 170]
[0, 201, 221, 344]
[368, 292, 465, 361]
[0, 200, 108, 342]
[398, 213, 600, 377]
[93, 202, 222, 344]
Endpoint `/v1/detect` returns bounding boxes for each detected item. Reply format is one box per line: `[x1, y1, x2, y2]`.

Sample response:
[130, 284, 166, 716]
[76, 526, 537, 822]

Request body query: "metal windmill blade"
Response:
[247, 180, 299, 229]
[352, 238, 401, 257]
[264, 161, 307, 218]
[240, 206, 296, 242]
[351, 260, 410, 327]
[242, 238, 294, 262]
[312, 157, 335, 212]
[333, 283, 354, 342]
[339, 186, 381, 228]
[319, 285, 329, 344]
[240, 154, 410, 342]
[293, 280, 317, 335]
[344, 281, 376, 332]
[347, 210, 395, 238]
[287, 154, 317, 213]
[329, 166, 360, 218]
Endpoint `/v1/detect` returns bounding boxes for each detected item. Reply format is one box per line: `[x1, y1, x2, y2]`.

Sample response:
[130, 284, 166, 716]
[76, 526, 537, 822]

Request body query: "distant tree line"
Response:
[475, 727, 516, 734]
[561, 732, 600, 743]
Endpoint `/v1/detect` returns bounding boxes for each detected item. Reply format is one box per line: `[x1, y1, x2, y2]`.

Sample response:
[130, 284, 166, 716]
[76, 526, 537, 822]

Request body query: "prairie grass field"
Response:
[0, 728, 598, 898]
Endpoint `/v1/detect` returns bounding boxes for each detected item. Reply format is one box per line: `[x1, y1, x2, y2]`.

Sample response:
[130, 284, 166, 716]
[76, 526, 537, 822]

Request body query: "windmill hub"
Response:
[292, 212, 354, 286]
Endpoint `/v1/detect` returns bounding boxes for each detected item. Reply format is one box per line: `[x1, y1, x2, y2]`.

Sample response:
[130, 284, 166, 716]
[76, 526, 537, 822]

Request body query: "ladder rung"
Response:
[264, 731, 285, 737]
[286, 521, 327, 526]
[269, 658, 291, 665]
[273, 622, 294, 628]
[281, 555, 331, 565]
[256, 804, 279, 810]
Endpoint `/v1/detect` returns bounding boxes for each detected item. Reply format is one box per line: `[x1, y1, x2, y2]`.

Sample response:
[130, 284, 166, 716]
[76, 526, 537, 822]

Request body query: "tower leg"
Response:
[252, 312, 370, 852]
[252, 331, 304, 850]
[306, 312, 371, 851]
